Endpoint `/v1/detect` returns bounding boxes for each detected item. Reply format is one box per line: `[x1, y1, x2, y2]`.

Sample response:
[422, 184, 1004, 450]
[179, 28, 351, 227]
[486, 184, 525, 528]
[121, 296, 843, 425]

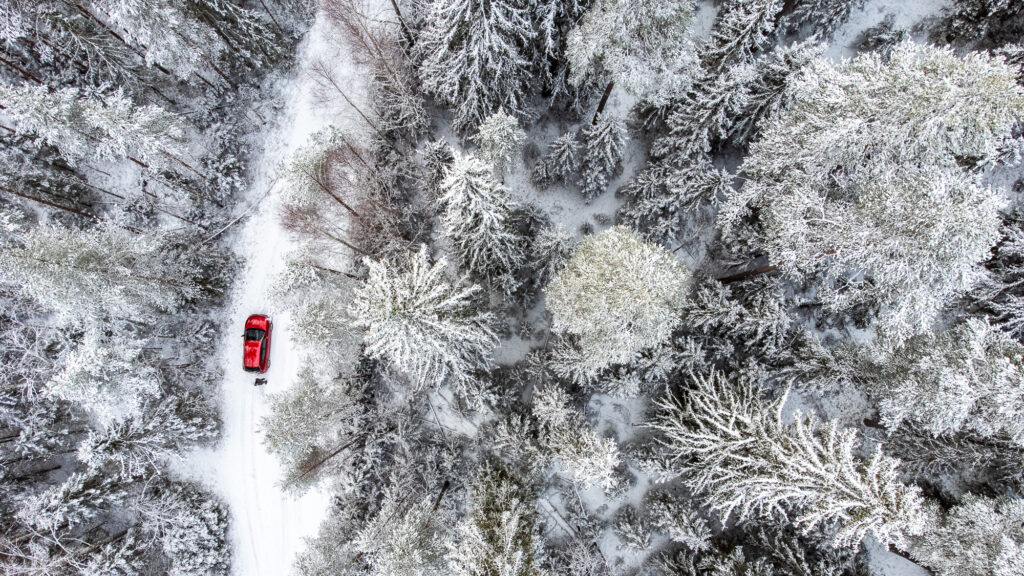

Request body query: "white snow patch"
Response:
[825, 0, 952, 60]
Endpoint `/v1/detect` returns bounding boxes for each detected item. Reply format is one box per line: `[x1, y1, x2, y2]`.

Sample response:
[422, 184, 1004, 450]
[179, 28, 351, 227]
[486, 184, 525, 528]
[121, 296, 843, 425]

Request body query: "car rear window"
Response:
[245, 328, 265, 341]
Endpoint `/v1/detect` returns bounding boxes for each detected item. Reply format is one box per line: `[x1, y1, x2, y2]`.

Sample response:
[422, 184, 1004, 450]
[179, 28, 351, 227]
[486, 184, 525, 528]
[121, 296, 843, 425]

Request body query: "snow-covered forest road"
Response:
[181, 13, 370, 576]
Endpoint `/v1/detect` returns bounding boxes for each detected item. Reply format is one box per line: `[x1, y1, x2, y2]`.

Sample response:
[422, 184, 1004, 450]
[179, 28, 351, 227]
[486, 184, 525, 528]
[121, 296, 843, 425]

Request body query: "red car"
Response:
[243, 314, 272, 373]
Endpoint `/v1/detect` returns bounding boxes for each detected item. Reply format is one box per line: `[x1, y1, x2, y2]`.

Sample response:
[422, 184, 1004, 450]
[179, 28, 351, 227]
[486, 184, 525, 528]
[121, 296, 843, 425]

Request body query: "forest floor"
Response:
[176, 11, 374, 576]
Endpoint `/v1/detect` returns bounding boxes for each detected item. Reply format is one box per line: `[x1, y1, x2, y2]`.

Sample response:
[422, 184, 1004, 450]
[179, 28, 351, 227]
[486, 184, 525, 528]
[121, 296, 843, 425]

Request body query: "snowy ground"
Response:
[177, 12, 371, 576]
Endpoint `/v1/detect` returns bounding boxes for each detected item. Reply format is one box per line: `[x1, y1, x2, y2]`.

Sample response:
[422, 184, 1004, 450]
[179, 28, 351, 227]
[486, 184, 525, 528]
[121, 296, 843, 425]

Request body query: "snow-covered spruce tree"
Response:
[350, 246, 498, 389]
[262, 363, 367, 491]
[77, 394, 217, 480]
[90, 0, 224, 79]
[617, 159, 732, 242]
[186, 0, 287, 70]
[644, 491, 712, 552]
[653, 39, 822, 163]
[354, 492, 446, 576]
[0, 82, 187, 169]
[863, 318, 1024, 445]
[546, 226, 691, 376]
[719, 42, 1024, 344]
[938, 0, 1024, 47]
[447, 463, 543, 576]
[909, 495, 1024, 576]
[473, 110, 527, 177]
[700, 0, 784, 75]
[565, 0, 696, 108]
[532, 132, 580, 188]
[416, 0, 534, 134]
[974, 209, 1024, 339]
[577, 114, 626, 201]
[47, 331, 160, 426]
[137, 481, 230, 576]
[654, 370, 926, 548]
[437, 153, 526, 295]
[423, 140, 456, 198]
[532, 384, 620, 490]
[782, 0, 866, 39]
[0, 219, 201, 320]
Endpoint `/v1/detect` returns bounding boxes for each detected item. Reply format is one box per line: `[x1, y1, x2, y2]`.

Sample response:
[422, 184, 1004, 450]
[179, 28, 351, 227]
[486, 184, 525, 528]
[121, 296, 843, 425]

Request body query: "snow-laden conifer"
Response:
[783, 0, 865, 39]
[909, 495, 1024, 576]
[92, 0, 223, 78]
[0, 219, 199, 319]
[473, 110, 526, 176]
[867, 318, 1024, 445]
[700, 0, 784, 74]
[447, 463, 542, 576]
[437, 153, 526, 294]
[350, 246, 497, 388]
[565, 0, 696, 105]
[532, 132, 580, 187]
[0, 82, 187, 168]
[654, 370, 926, 548]
[417, 0, 534, 133]
[719, 42, 1024, 343]
[532, 384, 620, 490]
[578, 115, 626, 201]
[354, 492, 445, 576]
[546, 226, 690, 375]
[47, 331, 160, 425]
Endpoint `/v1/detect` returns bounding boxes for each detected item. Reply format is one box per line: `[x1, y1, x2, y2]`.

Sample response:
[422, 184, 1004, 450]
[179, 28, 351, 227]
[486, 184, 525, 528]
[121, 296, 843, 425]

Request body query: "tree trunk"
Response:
[432, 480, 450, 511]
[593, 80, 614, 124]
[389, 0, 415, 49]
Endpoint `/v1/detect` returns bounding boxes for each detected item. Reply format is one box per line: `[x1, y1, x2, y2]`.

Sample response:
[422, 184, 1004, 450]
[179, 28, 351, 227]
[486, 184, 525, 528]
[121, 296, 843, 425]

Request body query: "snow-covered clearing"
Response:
[178, 12, 370, 576]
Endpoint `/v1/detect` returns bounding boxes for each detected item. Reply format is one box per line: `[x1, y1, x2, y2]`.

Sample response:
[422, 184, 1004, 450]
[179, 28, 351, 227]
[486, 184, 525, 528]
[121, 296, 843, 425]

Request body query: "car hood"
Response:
[244, 340, 262, 367]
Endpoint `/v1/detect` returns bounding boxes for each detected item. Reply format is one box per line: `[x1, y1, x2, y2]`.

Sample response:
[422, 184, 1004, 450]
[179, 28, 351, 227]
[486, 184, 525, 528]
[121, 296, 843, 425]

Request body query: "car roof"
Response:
[243, 340, 262, 368]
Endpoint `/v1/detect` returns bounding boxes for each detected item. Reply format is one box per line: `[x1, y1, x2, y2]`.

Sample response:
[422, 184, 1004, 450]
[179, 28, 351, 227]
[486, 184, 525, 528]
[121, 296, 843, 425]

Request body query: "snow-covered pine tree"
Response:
[47, 330, 161, 425]
[437, 153, 526, 295]
[909, 495, 1024, 576]
[354, 492, 446, 576]
[577, 114, 626, 201]
[546, 226, 691, 376]
[0, 219, 202, 320]
[532, 132, 580, 188]
[137, 481, 230, 576]
[261, 363, 367, 491]
[447, 463, 543, 576]
[782, 0, 866, 39]
[423, 140, 456, 198]
[863, 318, 1024, 445]
[186, 0, 287, 70]
[645, 491, 712, 552]
[974, 209, 1024, 339]
[532, 384, 619, 490]
[654, 370, 926, 548]
[0, 82, 188, 169]
[719, 42, 1024, 344]
[417, 0, 534, 133]
[565, 0, 696, 108]
[700, 0, 784, 75]
[77, 394, 218, 480]
[90, 0, 225, 79]
[473, 110, 527, 177]
[349, 246, 498, 389]
[617, 159, 732, 242]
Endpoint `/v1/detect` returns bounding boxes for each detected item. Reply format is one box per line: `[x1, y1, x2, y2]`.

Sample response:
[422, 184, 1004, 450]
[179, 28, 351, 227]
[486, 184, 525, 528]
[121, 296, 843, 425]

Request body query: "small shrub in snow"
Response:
[473, 110, 527, 176]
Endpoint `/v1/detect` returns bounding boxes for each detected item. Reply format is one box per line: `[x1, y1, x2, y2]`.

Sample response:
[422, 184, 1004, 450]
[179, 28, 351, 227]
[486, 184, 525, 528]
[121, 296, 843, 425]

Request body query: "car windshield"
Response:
[245, 328, 265, 341]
